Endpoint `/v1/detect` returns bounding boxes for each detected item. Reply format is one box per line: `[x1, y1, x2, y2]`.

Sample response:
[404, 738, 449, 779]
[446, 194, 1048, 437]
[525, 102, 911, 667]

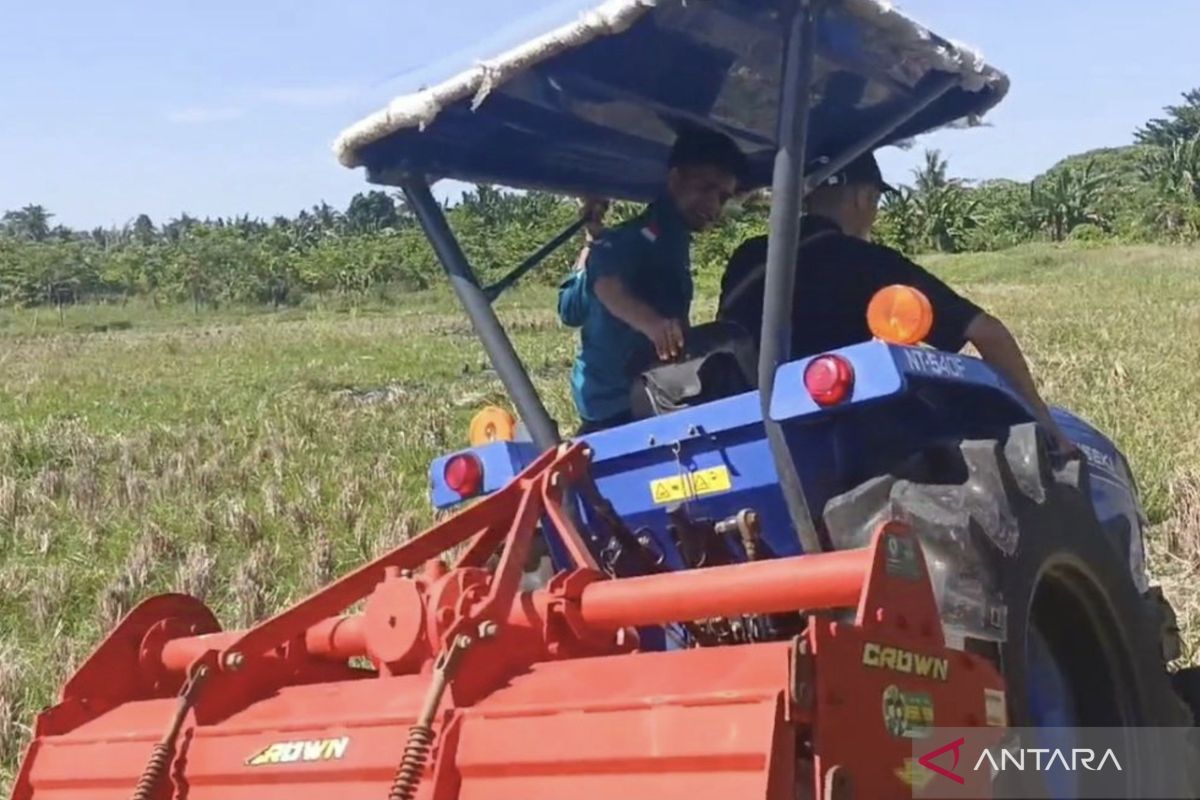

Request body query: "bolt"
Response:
[688, 425, 699, 437]
[648, 436, 657, 446]
[582, 448, 593, 460]
[478, 621, 499, 639]
[224, 652, 245, 671]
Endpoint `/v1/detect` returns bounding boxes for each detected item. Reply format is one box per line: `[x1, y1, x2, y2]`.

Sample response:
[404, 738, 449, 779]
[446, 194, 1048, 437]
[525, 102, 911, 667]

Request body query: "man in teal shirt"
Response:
[558, 129, 749, 433]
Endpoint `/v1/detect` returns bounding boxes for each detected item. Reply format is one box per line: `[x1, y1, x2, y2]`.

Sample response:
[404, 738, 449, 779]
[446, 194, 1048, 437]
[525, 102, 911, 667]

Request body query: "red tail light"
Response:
[444, 453, 484, 497]
[804, 355, 854, 406]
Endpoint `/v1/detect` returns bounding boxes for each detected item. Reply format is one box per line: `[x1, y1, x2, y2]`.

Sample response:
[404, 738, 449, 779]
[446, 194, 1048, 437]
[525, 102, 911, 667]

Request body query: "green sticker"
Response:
[882, 684, 934, 739]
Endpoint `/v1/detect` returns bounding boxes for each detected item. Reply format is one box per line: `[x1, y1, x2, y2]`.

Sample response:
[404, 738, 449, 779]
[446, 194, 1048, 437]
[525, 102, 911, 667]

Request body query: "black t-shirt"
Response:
[717, 215, 984, 356]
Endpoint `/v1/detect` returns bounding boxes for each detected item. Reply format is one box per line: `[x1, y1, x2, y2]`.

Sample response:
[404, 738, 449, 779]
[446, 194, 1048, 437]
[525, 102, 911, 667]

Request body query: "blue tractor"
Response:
[334, 0, 1197, 785]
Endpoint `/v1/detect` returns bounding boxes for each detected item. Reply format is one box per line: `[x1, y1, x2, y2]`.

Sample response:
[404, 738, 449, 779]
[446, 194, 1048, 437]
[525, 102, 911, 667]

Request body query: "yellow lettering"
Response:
[914, 654, 932, 677]
[248, 737, 351, 767]
[863, 642, 949, 681]
[280, 742, 303, 763]
[325, 737, 350, 759]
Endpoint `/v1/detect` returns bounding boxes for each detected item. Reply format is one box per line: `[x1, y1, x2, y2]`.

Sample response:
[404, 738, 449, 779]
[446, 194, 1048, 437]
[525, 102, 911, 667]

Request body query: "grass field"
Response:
[2, 242, 1200, 791]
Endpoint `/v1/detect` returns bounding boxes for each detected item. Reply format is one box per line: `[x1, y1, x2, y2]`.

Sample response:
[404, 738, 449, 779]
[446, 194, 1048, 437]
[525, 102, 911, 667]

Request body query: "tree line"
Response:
[3, 89, 1199, 312]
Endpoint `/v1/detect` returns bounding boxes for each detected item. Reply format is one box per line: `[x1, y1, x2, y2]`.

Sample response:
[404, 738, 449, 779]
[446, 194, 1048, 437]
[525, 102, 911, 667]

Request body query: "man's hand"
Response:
[965, 313, 1080, 458]
[577, 196, 610, 241]
[593, 274, 686, 361]
[642, 317, 686, 361]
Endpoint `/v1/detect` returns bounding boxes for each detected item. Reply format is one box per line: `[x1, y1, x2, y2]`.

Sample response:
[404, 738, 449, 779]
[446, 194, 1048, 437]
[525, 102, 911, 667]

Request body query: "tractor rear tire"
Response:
[987, 475, 1197, 797]
[822, 424, 1197, 795]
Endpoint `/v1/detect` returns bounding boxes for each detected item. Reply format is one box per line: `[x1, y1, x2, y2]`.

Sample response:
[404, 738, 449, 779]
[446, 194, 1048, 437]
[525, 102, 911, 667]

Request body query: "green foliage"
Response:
[970, 180, 1036, 251]
[875, 149, 989, 254]
[5, 84, 1200, 312]
[1140, 135, 1200, 240]
[0, 190, 601, 313]
[874, 186, 921, 253]
[914, 183, 982, 253]
[1136, 87, 1200, 147]
[1028, 158, 1109, 242]
[876, 137, 1197, 254]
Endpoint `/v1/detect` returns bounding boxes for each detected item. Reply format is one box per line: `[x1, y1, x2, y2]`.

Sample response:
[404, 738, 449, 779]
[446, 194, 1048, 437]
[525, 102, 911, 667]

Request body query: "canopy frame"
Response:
[391, 0, 976, 553]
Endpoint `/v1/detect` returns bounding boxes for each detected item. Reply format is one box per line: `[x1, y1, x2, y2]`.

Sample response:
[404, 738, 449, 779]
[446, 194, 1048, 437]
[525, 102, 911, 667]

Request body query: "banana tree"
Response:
[1028, 160, 1109, 241]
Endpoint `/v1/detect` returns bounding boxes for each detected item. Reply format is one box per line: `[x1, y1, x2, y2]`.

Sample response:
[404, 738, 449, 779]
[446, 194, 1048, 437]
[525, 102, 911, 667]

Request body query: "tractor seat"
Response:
[628, 320, 759, 420]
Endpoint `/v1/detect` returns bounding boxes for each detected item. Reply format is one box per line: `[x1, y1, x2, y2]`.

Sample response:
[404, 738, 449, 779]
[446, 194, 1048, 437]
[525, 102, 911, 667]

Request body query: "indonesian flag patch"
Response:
[640, 221, 660, 242]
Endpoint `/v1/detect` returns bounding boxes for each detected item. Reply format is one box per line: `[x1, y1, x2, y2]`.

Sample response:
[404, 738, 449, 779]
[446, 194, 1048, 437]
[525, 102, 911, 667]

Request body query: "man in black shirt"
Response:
[718, 151, 1076, 454]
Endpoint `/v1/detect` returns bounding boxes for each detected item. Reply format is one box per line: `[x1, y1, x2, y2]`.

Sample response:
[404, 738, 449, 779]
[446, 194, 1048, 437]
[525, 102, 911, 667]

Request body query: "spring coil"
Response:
[388, 723, 435, 800]
[128, 661, 209, 800]
[130, 744, 173, 800]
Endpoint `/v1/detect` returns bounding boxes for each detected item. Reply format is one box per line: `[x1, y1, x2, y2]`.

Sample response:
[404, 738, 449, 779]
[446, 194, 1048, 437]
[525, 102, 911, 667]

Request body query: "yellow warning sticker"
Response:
[649, 466, 732, 504]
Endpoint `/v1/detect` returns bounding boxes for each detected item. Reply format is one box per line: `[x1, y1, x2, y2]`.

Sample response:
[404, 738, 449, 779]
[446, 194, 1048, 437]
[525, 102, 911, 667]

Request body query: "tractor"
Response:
[12, 1, 1200, 798]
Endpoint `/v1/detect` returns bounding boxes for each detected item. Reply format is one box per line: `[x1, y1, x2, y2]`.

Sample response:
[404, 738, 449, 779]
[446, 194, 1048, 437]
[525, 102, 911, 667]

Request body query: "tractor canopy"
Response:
[334, 0, 1009, 200]
[331, 0, 1017, 560]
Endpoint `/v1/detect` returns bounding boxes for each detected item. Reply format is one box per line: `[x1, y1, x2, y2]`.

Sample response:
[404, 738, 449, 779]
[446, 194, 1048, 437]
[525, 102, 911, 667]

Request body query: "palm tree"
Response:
[2, 204, 54, 241]
[912, 150, 957, 193]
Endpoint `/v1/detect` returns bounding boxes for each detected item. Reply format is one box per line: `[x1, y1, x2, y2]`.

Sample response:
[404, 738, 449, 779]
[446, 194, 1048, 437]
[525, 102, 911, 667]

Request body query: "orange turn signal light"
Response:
[469, 406, 517, 446]
[867, 285, 934, 345]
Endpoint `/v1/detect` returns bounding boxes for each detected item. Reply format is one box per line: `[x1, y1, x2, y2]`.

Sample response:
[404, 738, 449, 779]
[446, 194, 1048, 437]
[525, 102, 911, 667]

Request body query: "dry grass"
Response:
[1150, 461, 1200, 664]
[0, 243, 1199, 792]
[1164, 466, 1200, 563]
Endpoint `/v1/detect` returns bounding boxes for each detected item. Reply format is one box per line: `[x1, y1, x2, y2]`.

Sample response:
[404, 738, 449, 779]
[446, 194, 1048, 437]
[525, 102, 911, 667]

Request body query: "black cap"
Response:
[809, 151, 896, 194]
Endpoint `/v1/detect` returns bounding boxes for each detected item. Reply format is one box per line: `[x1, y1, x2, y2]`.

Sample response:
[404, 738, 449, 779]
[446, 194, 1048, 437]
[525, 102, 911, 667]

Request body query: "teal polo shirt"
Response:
[563, 196, 694, 423]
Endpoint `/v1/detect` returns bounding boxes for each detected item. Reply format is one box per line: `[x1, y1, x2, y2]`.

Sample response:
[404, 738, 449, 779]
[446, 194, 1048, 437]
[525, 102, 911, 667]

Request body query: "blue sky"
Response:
[3, 0, 1198, 230]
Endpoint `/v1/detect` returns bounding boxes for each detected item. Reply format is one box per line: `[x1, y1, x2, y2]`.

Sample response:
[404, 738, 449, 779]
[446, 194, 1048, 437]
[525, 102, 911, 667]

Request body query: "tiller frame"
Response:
[15, 443, 1005, 799]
